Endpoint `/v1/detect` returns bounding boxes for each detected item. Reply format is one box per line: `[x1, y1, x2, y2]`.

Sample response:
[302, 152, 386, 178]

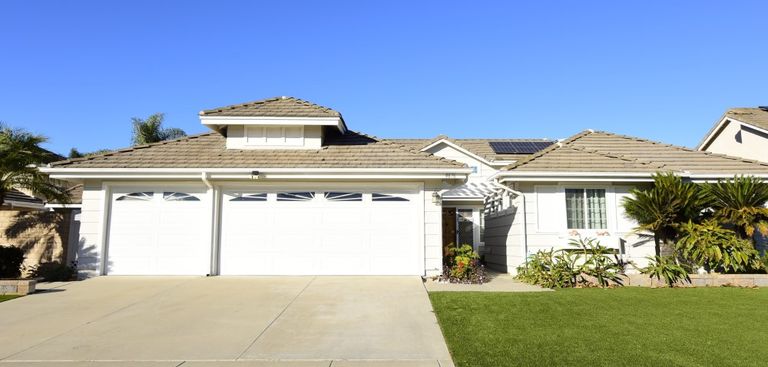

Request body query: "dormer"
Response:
[199, 96, 347, 150]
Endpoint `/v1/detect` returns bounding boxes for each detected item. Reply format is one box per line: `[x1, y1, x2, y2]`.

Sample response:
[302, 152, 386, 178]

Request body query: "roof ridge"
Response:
[592, 130, 768, 168]
[368, 133, 468, 169]
[49, 131, 218, 167]
[502, 130, 595, 170]
[199, 96, 340, 116]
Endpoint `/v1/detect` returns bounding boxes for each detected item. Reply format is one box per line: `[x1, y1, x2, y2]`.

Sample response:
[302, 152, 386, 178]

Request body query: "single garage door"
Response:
[219, 187, 422, 275]
[106, 186, 211, 275]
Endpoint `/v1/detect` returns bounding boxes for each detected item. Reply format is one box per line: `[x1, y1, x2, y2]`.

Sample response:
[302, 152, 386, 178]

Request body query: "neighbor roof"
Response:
[389, 136, 554, 162]
[504, 130, 768, 176]
[49, 130, 466, 169]
[2, 189, 44, 207]
[199, 96, 341, 118]
[698, 107, 768, 149]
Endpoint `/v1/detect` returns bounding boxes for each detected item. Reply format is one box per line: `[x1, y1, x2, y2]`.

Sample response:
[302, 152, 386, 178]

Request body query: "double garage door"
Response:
[106, 185, 422, 275]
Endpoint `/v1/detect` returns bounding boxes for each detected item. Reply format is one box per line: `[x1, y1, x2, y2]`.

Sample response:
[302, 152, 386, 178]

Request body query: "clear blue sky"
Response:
[2, 1, 767, 155]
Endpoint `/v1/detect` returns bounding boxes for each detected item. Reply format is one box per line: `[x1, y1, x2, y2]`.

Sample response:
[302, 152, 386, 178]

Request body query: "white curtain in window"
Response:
[586, 189, 607, 229]
[565, 189, 585, 229]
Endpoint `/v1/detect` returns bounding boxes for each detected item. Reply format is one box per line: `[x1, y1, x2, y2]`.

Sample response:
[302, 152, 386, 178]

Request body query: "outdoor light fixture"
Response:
[432, 191, 442, 205]
[250, 170, 260, 180]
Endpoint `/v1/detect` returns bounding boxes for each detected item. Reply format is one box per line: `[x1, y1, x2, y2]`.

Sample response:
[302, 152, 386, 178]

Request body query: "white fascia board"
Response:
[200, 116, 346, 133]
[45, 203, 82, 209]
[40, 167, 471, 180]
[497, 171, 659, 183]
[688, 173, 768, 183]
[420, 139, 496, 166]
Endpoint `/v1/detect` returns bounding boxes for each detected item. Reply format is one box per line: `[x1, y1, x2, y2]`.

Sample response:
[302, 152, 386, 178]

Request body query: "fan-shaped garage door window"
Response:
[324, 192, 363, 202]
[116, 192, 154, 201]
[230, 193, 267, 202]
[163, 192, 200, 202]
[277, 192, 315, 201]
[372, 193, 409, 202]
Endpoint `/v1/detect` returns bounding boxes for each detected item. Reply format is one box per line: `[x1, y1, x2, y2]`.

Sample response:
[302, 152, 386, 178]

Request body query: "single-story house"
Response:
[698, 106, 768, 163]
[40, 97, 768, 277]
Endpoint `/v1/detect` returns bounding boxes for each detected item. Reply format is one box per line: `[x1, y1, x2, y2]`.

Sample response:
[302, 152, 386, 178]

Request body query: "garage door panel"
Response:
[220, 187, 422, 276]
[107, 186, 210, 275]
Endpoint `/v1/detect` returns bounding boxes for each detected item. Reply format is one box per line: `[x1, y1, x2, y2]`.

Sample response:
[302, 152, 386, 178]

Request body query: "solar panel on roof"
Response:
[489, 141, 553, 154]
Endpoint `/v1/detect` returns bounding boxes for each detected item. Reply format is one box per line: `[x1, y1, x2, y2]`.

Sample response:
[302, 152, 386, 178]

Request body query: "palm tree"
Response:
[0, 124, 70, 207]
[131, 113, 186, 145]
[622, 172, 705, 257]
[702, 175, 768, 248]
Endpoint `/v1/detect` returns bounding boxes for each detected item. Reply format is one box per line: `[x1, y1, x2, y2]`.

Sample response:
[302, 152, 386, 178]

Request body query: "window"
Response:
[324, 192, 363, 202]
[163, 192, 200, 202]
[372, 193, 409, 202]
[457, 209, 474, 246]
[230, 193, 267, 202]
[277, 192, 315, 201]
[565, 189, 607, 229]
[116, 192, 153, 201]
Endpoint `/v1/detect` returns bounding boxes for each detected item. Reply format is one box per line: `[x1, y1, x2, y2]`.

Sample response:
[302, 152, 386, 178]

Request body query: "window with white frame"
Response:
[245, 126, 303, 146]
[565, 188, 607, 229]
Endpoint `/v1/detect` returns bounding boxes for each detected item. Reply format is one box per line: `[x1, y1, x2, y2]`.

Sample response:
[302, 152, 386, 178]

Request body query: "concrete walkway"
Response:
[0, 277, 453, 367]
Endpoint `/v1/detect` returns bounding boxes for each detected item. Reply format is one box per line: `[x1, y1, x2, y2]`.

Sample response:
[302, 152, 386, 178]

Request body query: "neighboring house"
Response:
[390, 137, 552, 254]
[40, 96, 768, 277]
[697, 107, 768, 162]
[484, 130, 768, 273]
[1, 183, 82, 274]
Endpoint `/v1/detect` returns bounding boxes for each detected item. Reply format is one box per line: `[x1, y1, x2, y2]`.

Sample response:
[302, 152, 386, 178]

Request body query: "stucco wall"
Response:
[484, 182, 655, 274]
[0, 208, 76, 275]
[705, 120, 768, 163]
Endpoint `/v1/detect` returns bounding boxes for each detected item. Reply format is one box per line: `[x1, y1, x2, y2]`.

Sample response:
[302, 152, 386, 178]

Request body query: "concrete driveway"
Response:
[0, 277, 453, 367]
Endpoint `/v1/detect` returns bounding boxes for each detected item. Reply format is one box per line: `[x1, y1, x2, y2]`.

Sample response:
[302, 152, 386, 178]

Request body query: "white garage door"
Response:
[219, 187, 423, 275]
[106, 186, 211, 275]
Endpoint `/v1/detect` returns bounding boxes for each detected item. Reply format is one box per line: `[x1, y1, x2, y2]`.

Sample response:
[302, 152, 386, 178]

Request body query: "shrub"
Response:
[29, 261, 78, 281]
[640, 256, 690, 287]
[516, 237, 625, 288]
[440, 244, 487, 284]
[0, 246, 25, 279]
[676, 220, 764, 273]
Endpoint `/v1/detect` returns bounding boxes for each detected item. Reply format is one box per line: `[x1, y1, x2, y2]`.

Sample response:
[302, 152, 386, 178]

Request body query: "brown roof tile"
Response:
[505, 130, 768, 175]
[199, 96, 341, 118]
[49, 130, 466, 170]
[389, 137, 554, 162]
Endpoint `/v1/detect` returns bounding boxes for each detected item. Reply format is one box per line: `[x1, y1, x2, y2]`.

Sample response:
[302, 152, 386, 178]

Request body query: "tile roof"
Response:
[49, 130, 466, 170]
[199, 96, 341, 118]
[389, 137, 554, 162]
[504, 130, 768, 175]
[725, 107, 768, 131]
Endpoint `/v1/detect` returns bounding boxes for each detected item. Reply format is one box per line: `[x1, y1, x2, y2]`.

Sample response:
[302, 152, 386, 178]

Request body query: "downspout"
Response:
[202, 172, 220, 276]
[491, 181, 528, 270]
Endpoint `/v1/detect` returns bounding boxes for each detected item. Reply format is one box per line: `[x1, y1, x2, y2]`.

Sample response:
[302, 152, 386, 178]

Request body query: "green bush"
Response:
[29, 261, 78, 281]
[0, 246, 25, 279]
[640, 256, 690, 287]
[516, 237, 625, 288]
[676, 220, 764, 273]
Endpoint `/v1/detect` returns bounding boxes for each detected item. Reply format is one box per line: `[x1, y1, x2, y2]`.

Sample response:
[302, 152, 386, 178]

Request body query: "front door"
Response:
[442, 207, 457, 248]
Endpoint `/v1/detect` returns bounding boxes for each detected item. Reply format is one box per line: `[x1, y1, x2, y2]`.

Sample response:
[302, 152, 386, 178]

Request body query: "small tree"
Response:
[131, 113, 186, 145]
[702, 175, 768, 250]
[622, 172, 705, 257]
[0, 124, 70, 207]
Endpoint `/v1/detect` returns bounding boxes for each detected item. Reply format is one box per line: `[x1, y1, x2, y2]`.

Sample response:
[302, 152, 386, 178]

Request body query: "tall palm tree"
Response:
[622, 172, 705, 257]
[131, 113, 186, 145]
[0, 124, 70, 207]
[702, 175, 768, 247]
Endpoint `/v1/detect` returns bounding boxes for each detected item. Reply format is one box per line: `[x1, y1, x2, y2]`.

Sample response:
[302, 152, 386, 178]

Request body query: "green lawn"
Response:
[430, 288, 768, 367]
[0, 295, 19, 303]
